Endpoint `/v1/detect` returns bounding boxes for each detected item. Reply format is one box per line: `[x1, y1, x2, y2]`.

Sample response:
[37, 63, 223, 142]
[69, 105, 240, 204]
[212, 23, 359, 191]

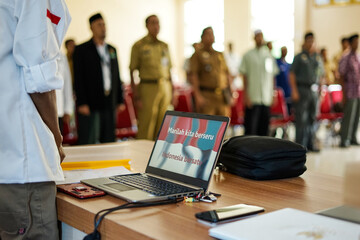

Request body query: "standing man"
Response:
[338, 34, 360, 148]
[240, 30, 279, 136]
[65, 38, 76, 88]
[320, 48, 335, 85]
[224, 42, 241, 83]
[189, 27, 232, 117]
[74, 13, 124, 145]
[289, 32, 324, 152]
[57, 53, 74, 135]
[130, 15, 173, 140]
[0, 1, 70, 239]
[276, 46, 292, 114]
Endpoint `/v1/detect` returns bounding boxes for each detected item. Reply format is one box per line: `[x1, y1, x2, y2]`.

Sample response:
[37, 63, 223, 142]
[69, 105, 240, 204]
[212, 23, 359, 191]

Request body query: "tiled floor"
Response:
[306, 144, 360, 177]
[300, 122, 360, 177]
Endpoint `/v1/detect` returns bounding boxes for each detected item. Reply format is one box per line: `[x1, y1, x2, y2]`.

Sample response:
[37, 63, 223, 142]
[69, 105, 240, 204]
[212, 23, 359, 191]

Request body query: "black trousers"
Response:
[58, 117, 64, 135]
[244, 105, 270, 136]
[77, 108, 116, 145]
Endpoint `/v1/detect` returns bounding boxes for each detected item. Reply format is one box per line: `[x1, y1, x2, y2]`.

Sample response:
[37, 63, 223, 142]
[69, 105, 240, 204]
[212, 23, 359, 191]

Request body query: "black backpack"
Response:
[218, 136, 307, 180]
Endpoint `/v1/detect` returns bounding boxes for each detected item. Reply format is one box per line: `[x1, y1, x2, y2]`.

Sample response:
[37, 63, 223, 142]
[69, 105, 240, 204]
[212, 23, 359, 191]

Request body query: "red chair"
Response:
[329, 84, 343, 104]
[174, 85, 194, 112]
[317, 85, 342, 121]
[62, 118, 78, 145]
[116, 87, 138, 140]
[329, 84, 344, 119]
[317, 85, 343, 144]
[271, 88, 289, 119]
[270, 88, 291, 138]
[230, 90, 244, 126]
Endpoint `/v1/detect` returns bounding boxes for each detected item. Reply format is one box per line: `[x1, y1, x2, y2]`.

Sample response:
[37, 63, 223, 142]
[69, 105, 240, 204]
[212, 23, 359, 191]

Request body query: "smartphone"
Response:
[57, 183, 106, 199]
[195, 204, 264, 223]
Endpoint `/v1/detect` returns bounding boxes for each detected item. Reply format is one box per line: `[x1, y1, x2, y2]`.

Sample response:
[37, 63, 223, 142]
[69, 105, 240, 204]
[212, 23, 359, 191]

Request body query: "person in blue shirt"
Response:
[276, 46, 292, 114]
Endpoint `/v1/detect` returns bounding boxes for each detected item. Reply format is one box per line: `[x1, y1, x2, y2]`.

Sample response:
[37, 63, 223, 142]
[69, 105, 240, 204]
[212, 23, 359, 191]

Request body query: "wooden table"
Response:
[58, 140, 344, 240]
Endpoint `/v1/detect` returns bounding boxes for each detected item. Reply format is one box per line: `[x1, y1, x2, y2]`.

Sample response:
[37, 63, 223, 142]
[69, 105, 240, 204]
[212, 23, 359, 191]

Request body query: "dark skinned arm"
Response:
[30, 90, 65, 162]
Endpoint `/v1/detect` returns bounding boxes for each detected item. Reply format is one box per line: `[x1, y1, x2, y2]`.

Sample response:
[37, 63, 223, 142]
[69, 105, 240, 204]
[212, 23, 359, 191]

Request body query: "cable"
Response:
[84, 197, 183, 240]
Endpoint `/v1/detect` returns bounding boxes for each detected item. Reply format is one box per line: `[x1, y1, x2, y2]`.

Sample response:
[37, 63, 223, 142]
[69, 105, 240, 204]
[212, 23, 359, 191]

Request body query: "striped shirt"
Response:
[339, 51, 360, 99]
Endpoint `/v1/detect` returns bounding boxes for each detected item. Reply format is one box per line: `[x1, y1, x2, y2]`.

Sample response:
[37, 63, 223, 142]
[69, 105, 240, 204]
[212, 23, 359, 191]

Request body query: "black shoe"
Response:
[307, 147, 321, 152]
[340, 141, 350, 148]
[350, 140, 359, 146]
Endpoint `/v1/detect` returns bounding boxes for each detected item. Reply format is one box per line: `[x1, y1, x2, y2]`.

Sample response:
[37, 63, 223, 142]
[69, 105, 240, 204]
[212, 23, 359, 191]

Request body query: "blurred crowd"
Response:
[60, 13, 360, 152]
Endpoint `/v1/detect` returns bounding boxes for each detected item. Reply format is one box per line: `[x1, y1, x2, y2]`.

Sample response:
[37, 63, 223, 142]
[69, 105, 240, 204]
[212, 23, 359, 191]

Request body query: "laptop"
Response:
[81, 111, 229, 202]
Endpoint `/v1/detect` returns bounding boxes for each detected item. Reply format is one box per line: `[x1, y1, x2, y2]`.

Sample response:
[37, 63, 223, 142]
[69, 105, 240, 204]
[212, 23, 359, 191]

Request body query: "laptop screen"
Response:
[147, 111, 229, 188]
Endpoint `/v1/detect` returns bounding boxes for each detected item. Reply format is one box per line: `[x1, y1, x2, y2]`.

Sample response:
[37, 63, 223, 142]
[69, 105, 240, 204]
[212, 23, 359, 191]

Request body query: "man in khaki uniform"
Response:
[189, 27, 232, 117]
[130, 15, 173, 140]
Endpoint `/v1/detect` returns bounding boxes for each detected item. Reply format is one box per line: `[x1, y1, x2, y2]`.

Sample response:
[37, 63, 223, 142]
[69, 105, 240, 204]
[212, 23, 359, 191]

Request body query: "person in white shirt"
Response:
[56, 53, 74, 134]
[0, 0, 70, 239]
[224, 42, 241, 80]
[239, 30, 279, 136]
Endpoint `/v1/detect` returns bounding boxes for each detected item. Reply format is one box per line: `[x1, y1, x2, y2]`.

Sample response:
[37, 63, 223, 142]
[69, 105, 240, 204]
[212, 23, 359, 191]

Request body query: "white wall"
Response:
[64, 0, 178, 84]
[294, 0, 308, 53]
[224, 0, 252, 56]
[63, 0, 360, 84]
[307, 1, 360, 58]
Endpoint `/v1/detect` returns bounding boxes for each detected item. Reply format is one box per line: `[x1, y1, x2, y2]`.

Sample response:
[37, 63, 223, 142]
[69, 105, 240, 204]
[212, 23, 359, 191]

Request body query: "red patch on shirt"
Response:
[47, 9, 61, 25]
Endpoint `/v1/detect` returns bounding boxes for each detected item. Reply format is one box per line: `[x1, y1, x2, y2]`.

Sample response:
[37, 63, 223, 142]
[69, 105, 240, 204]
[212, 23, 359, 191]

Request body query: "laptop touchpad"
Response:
[103, 183, 135, 192]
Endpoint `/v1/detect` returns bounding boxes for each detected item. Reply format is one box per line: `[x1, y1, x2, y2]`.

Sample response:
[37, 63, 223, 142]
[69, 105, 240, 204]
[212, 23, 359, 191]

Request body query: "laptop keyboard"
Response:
[110, 174, 197, 196]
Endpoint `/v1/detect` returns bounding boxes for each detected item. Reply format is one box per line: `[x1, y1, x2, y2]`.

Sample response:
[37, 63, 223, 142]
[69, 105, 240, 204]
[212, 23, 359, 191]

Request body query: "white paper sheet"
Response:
[56, 166, 133, 185]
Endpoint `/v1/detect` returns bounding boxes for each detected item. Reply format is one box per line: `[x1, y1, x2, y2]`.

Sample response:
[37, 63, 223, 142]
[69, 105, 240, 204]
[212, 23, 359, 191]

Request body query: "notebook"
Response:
[317, 205, 360, 224]
[81, 111, 229, 202]
[209, 208, 360, 240]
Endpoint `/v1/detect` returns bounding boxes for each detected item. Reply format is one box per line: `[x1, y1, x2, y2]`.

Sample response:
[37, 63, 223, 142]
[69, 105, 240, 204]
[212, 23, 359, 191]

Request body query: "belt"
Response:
[297, 83, 319, 92]
[140, 79, 159, 84]
[297, 83, 318, 88]
[199, 86, 223, 95]
[104, 89, 111, 96]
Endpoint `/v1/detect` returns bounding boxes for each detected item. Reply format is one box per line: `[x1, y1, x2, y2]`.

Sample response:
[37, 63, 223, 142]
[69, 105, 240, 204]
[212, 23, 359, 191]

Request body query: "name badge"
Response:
[161, 57, 169, 67]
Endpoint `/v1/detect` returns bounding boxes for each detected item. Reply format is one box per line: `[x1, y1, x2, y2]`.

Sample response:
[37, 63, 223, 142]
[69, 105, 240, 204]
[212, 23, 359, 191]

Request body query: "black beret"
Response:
[89, 13, 103, 25]
[348, 34, 359, 43]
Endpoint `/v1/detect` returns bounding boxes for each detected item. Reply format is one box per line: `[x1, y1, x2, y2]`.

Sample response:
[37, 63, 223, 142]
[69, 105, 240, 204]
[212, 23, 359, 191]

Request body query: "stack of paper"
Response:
[209, 208, 360, 240]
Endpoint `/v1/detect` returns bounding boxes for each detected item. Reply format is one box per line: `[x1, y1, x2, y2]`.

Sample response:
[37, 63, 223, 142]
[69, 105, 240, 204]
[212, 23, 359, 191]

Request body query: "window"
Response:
[251, 0, 295, 62]
[184, 0, 224, 58]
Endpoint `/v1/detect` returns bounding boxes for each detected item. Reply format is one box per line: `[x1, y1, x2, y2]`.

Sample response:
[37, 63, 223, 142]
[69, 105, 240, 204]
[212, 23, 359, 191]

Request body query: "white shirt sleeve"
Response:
[12, 0, 71, 93]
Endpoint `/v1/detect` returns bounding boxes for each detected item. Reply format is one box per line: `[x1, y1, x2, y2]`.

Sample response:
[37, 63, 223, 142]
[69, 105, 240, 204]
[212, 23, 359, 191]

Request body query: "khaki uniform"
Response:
[190, 48, 231, 116]
[130, 35, 172, 140]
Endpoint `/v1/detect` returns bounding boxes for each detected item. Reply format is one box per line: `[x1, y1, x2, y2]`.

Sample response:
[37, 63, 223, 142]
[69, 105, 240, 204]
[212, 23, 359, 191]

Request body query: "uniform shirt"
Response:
[276, 59, 291, 98]
[129, 35, 172, 80]
[190, 48, 230, 90]
[339, 51, 360, 99]
[290, 51, 324, 87]
[240, 46, 279, 106]
[0, 0, 71, 183]
[56, 53, 74, 117]
[323, 60, 335, 85]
